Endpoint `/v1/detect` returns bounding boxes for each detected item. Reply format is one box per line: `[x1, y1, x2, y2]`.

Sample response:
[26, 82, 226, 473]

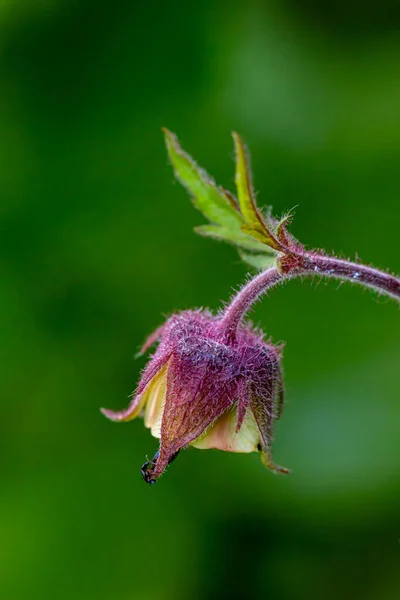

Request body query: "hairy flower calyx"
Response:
[101, 310, 288, 483]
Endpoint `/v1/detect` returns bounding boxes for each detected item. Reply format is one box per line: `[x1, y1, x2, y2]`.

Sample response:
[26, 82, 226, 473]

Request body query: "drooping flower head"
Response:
[101, 129, 400, 485]
[101, 310, 288, 483]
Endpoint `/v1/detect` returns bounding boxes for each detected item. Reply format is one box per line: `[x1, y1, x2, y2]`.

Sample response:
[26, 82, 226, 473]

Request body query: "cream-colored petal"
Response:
[101, 390, 148, 423]
[192, 405, 260, 453]
[101, 362, 169, 423]
[143, 363, 168, 438]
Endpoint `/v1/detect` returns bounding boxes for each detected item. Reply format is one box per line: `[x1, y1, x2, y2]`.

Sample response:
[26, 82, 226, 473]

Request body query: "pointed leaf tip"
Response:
[232, 131, 257, 225]
[232, 132, 282, 251]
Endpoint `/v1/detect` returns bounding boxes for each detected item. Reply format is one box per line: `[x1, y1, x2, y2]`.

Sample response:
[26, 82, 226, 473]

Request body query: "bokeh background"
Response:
[1, 1, 400, 599]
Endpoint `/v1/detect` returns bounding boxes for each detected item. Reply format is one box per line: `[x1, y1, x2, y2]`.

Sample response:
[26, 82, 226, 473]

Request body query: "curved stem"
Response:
[220, 254, 400, 343]
[218, 267, 284, 343]
[304, 254, 400, 300]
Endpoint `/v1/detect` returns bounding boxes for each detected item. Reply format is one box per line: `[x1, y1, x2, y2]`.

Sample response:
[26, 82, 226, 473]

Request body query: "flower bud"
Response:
[101, 310, 289, 483]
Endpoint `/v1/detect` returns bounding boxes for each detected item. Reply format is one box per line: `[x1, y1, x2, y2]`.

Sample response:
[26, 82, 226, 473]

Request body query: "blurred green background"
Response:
[1, 1, 400, 599]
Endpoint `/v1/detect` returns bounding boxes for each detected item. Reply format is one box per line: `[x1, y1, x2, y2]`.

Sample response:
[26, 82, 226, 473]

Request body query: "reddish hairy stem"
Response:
[220, 254, 400, 342]
[303, 254, 400, 300]
[219, 267, 285, 343]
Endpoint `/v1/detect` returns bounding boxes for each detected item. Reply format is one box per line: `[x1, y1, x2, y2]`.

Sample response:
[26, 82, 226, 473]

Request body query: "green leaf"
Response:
[238, 251, 278, 271]
[232, 131, 260, 225]
[164, 129, 241, 227]
[163, 128, 277, 255]
[194, 225, 272, 252]
[232, 132, 282, 251]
